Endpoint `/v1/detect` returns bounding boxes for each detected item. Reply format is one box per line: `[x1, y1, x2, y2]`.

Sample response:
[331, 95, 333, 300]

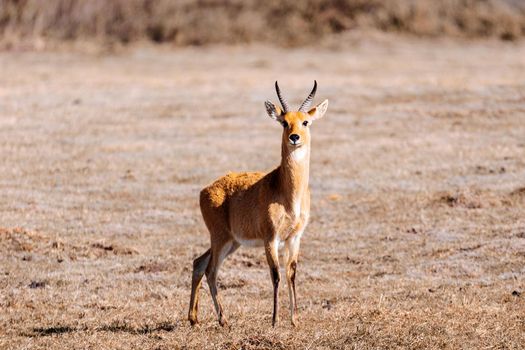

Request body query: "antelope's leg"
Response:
[265, 239, 281, 327]
[286, 237, 301, 326]
[206, 239, 239, 327]
[188, 249, 211, 325]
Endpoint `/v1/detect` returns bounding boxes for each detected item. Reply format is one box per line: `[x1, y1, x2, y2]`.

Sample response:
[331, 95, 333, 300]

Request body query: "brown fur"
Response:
[188, 89, 328, 327]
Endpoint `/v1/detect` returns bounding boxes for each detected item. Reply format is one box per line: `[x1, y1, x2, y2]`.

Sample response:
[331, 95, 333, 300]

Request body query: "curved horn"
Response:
[298, 80, 317, 112]
[275, 81, 290, 113]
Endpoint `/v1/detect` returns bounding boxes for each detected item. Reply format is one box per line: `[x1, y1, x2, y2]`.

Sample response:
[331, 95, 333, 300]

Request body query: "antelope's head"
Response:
[265, 81, 328, 150]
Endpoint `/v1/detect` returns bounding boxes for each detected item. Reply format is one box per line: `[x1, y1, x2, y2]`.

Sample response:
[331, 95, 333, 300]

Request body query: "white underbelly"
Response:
[233, 234, 285, 250]
[233, 235, 264, 247]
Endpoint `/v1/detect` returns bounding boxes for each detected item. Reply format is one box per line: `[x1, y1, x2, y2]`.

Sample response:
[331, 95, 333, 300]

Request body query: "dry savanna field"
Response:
[1, 36, 525, 349]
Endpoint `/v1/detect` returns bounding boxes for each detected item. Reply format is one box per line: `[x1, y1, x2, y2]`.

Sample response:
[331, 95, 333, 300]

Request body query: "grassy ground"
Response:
[0, 36, 524, 349]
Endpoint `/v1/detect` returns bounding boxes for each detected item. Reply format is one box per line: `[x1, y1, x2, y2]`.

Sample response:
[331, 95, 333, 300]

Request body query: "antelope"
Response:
[188, 81, 328, 327]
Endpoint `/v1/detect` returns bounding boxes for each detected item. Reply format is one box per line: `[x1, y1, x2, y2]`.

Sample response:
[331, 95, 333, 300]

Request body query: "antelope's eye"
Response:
[281, 121, 288, 128]
[302, 120, 309, 126]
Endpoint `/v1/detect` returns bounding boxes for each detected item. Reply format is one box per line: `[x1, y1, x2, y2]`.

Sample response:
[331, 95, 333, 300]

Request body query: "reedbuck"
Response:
[188, 81, 328, 327]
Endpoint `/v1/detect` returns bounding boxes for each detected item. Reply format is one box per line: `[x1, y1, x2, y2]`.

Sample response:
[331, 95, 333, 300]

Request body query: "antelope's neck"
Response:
[279, 143, 310, 211]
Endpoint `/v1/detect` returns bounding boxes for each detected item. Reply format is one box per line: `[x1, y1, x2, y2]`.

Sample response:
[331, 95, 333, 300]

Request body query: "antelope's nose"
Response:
[289, 134, 300, 143]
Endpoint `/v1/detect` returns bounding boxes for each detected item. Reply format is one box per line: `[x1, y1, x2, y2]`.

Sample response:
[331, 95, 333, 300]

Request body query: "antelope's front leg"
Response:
[264, 239, 280, 327]
[286, 237, 301, 326]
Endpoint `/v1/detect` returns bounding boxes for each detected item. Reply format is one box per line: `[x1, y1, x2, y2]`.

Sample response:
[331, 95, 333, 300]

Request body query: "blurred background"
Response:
[1, 0, 525, 49]
[1, 1, 524, 349]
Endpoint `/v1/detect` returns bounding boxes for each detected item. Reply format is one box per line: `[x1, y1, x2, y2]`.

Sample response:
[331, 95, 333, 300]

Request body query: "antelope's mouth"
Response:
[289, 140, 302, 146]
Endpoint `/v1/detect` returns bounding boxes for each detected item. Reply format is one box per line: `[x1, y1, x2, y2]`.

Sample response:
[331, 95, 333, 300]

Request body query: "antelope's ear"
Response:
[265, 100, 284, 121]
[308, 99, 328, 121]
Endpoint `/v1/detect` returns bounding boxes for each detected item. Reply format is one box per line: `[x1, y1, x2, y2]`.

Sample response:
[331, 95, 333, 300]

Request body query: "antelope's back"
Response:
[199, 171, 266, 216]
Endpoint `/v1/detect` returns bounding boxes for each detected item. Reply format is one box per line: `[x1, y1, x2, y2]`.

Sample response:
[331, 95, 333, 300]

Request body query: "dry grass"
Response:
[1, 0, 525, 50]
[0, 36, 525, 348]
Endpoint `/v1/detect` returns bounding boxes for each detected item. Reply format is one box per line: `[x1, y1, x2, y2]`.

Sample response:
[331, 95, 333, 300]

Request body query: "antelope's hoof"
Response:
[219, 317, 229, 328]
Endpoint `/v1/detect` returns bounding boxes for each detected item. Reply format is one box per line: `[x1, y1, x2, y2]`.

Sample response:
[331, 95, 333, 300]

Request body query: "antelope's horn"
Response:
[275, 81, 290, 113]
[298, 80, 317, 112]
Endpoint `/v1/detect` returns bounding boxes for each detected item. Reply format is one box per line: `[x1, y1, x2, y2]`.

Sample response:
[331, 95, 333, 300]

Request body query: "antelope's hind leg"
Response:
[188, 249, 211, 325]
[206, 238, 239, 327]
